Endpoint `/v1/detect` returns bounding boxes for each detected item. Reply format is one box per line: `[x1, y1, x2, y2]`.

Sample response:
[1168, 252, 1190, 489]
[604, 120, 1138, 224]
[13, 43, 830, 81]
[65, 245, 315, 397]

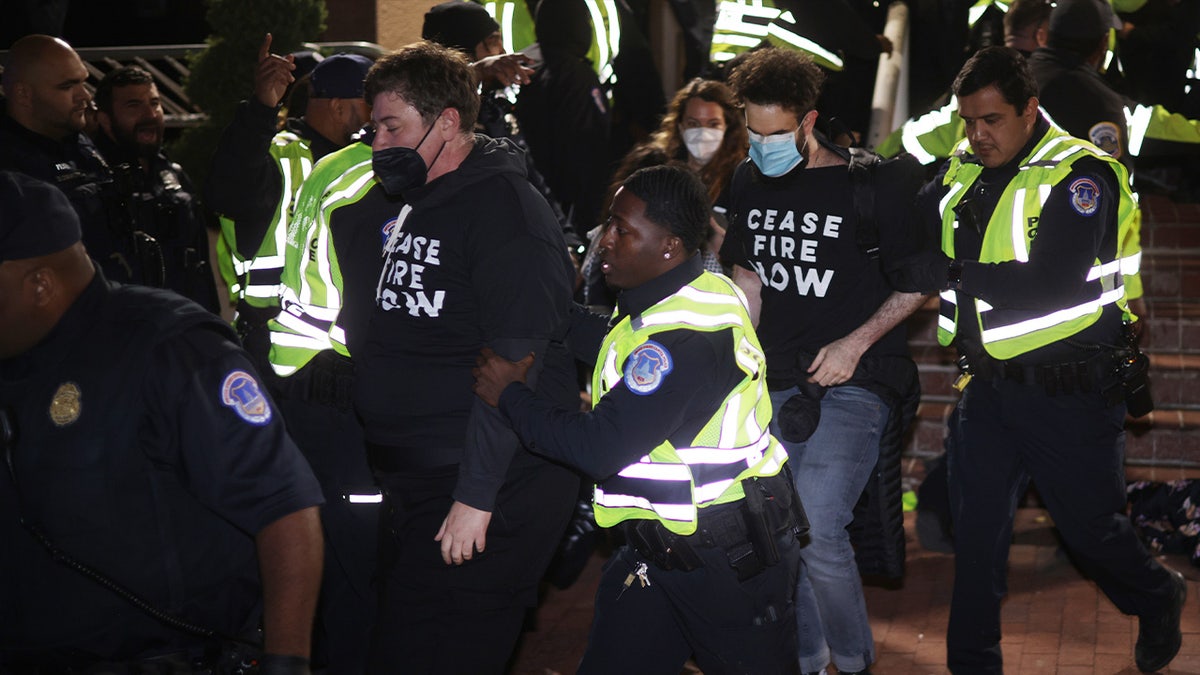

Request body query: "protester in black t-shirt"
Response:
[721, 47, 927, 675]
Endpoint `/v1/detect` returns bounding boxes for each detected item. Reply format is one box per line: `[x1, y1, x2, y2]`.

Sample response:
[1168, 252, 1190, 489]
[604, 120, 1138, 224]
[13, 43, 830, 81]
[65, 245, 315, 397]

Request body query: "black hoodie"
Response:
[354, 135, 577, 508]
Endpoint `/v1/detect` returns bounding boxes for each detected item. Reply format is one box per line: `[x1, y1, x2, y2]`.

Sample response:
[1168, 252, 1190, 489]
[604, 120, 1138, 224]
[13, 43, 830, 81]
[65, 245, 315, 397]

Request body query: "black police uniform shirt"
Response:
[496, 255, 746, 481]
[0, 270, 323, 664]
[354, 135, 576, 505]
[206, 99, 342, 264]
[914, 115, 1125, 365]
[0, 113, 129, 279]
[1029, 47, 1133, 173]
[720, 147, 923, 385]
[94, 132, 222, 313]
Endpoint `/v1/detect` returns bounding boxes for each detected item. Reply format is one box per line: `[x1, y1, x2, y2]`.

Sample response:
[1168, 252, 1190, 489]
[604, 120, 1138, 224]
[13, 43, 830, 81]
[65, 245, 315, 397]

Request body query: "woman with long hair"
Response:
[583, 78, 748, 308]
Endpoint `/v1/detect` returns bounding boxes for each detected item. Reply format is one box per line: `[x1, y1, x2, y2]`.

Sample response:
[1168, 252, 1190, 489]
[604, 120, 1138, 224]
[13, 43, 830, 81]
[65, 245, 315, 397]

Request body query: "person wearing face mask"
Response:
[353, 42, 580, 674]
[720, 47, 929, 675]
[583, 78, 748, 310]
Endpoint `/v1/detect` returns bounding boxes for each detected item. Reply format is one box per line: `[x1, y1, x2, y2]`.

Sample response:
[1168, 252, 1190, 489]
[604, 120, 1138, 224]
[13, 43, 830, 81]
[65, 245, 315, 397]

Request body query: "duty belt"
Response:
[962, 352, 1116, 397]
[623, 471, 808, 581]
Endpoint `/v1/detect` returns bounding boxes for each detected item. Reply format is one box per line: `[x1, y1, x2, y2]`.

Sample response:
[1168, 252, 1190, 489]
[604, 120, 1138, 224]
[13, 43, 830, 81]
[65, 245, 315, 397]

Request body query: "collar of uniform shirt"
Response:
[612, 254, 704, 324]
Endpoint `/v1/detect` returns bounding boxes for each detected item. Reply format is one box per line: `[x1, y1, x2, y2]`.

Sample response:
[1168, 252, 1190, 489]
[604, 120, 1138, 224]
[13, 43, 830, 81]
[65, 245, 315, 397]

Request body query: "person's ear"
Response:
[27, 266, 58, 308]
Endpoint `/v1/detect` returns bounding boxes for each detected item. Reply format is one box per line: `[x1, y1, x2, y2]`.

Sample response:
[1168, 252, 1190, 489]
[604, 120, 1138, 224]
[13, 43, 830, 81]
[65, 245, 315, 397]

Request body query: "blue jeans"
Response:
[770, 385, 888, 673]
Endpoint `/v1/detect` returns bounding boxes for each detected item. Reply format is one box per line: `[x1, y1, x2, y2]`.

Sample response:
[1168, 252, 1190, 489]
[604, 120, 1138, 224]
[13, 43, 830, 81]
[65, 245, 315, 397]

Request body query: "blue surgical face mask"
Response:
[748, 127, 804, 177]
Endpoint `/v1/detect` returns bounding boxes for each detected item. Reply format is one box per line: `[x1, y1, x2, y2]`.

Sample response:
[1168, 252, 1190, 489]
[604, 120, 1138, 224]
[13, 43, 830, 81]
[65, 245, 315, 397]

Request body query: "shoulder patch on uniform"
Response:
[1088, 121, 1122, 158]
[1068, 177, 1101, 216]
[623, 340, 674, 396]
[221, 370, 272, 425]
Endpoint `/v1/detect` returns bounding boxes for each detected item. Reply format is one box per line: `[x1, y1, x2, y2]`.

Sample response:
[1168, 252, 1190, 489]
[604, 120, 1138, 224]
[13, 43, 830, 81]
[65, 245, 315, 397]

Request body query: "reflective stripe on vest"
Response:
[936, 127, 1134, 358]
[268, 143, 374, 376]
[590, 272, 789, 535]
[241, 132, 315, 306]
[712, 1, 843, 70]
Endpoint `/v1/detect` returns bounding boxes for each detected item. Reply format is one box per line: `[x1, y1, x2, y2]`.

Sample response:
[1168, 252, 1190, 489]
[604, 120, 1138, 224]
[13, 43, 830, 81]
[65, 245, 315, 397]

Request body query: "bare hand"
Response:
[254, 33, 296, 109]
[472, 347, 533, 407]
[807, 335, 867, 387]
[876, 34, 894, 55]
[472, 53, 535, 88]
[434, 501, 492, 565]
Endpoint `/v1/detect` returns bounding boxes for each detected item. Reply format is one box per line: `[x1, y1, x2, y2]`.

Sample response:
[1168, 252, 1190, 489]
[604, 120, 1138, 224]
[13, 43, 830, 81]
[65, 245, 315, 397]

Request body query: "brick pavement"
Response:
[511, 509, 1200, 675]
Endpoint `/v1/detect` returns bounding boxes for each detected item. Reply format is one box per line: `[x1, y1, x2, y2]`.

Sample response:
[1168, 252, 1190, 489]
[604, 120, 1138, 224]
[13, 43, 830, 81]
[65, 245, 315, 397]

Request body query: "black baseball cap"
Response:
[1048, 0, 1122, 43]
[310, 53, 374, 99]
[0, 171, 82, 263]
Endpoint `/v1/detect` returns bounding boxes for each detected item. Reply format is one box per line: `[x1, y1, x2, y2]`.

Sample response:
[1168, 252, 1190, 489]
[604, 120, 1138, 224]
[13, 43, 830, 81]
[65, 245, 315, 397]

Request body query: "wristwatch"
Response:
[946, 259, 964, 291]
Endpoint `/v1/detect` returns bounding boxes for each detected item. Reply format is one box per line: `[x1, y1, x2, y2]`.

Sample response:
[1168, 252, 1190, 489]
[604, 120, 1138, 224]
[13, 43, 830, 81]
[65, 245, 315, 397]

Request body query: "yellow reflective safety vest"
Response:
[591, 271, 790, 535]
[711, 0, 844, 71]
[936, 126, 1135, 359]
[216, 130, 315, 309]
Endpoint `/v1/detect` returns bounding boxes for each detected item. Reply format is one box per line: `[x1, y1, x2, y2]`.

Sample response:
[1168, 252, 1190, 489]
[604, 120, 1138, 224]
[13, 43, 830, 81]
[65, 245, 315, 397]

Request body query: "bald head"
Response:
[3, 35, 91, 141]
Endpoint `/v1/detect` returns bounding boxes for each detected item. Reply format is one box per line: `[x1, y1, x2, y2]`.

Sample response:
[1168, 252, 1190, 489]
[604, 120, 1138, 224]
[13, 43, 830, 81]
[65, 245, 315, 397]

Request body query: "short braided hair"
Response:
[621, 165, 710, 253]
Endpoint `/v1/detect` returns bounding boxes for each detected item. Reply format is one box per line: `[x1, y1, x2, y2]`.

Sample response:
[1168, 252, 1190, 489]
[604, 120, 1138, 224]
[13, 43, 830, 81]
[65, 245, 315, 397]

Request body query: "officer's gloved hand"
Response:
[259, 654, 310, 675]
[886, 249, 952, 295]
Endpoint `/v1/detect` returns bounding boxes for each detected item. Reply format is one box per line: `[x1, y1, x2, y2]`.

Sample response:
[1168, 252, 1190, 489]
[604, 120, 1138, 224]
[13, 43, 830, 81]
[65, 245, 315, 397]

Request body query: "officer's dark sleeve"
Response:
[456, 221, 575, 511]
[204, 99, 287, 259]
[566, 302, 610, 365]
[497, 328, 736, 480]
[960, 158, 1118, 310]
[886, 160, 951, 294]
[140, 324, 324, 535]
[875, 154, 927, 267]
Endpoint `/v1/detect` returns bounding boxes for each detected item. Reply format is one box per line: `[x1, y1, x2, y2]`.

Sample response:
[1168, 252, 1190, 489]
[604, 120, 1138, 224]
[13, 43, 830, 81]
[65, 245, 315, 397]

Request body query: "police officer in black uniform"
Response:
[907, 47, 1188, 675]
[474, 166, 805, 675]
[93, 66, 221, 313]
[0, 35, 140, 291]
[0, 171, 325, 673]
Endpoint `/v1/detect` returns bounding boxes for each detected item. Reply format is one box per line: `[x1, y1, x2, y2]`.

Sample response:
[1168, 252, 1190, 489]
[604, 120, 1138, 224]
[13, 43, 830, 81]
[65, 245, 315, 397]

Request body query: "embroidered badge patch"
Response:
[1088, 121, 1122, 158]
[1069, 177, 1100, 216]
[623, 341, 674, 395]
[221, 370, 272, 425]
[48, 382, 82, 427]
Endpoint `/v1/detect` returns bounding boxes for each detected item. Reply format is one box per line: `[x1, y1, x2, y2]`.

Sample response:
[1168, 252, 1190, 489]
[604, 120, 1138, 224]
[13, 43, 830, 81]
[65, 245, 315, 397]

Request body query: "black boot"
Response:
[1135, 569, 1187, 673]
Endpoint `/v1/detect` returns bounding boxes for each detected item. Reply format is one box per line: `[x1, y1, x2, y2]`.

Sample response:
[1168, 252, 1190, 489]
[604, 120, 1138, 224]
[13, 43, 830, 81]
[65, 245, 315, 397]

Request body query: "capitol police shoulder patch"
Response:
[1068, 177, 1101, 216]
[623, 340, 674, 396]
[1088, 121, 1122, 158]
[221, 370, 272, 425]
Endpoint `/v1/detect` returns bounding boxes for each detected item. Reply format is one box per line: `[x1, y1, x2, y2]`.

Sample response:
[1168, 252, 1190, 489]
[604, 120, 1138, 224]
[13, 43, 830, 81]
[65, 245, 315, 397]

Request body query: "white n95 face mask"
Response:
[682, 126, 724, 165]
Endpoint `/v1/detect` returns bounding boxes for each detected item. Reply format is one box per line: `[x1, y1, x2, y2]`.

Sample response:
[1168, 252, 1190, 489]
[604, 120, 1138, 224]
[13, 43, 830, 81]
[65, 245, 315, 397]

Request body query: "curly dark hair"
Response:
[727, 47, 824, 117]
[364, 41, 479, 131]
[653, 78, 748, 205]
[621, 165, 710, 254]
[94, 66, 155, 116]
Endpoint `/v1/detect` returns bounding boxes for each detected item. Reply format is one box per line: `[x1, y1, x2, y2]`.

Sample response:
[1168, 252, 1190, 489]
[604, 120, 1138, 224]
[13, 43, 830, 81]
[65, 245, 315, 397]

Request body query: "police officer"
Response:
[0, 171, 324, 673]
[474, 165, 804, 675]
[267, 135, 385, 675]
[0, 35, 147, 293]
[93, 65, 221, 314]
[907, 46, 1187, 674]
[206, 34, 371, 368]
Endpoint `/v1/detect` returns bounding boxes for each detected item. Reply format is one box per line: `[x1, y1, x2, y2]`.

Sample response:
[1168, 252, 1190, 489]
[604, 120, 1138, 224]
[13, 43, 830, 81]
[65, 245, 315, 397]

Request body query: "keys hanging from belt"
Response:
[953, 354, 973, 392]
[616, 561, 651, 600]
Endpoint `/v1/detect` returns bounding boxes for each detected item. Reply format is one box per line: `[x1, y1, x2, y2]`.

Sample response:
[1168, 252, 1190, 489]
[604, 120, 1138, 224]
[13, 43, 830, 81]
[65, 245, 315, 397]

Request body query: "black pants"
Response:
[274, 391, 378, 675]
[579, 530, 802, 675]
[368, 456, 578, 675]
[945, 377, 1179, 674]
